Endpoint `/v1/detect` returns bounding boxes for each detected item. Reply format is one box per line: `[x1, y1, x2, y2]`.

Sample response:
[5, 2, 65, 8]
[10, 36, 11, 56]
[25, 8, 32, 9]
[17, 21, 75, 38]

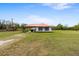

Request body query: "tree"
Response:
[63, 25, 68, 30]
[73, 24, 79, 31]
[0, 19, 20, 31]
[21, 24, 26, 32]
[15, 23, 20, 30]
[51, 26, 56, 30]
[56, 24, 64, 30]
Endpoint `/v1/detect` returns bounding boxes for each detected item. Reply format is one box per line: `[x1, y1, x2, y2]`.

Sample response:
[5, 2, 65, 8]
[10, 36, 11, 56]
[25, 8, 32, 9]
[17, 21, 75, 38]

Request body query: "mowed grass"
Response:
[0, 30, 79, 55]
[0, 31, 21, 39]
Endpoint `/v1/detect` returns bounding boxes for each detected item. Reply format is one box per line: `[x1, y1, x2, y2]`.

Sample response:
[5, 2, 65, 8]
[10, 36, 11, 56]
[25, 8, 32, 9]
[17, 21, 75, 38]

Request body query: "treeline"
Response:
[1, 19, 79, 32]
[0, 19, 20, 31]
[52, 24, 79, 30]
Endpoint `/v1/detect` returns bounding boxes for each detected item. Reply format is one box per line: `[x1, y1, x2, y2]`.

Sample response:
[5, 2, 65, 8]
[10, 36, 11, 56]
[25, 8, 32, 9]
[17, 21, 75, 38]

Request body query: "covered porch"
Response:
[26, 24, 52, 32]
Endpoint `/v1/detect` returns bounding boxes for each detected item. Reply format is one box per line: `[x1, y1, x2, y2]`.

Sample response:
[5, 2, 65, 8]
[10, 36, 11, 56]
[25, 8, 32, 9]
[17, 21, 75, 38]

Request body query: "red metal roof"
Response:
[26, 24, 49, 27]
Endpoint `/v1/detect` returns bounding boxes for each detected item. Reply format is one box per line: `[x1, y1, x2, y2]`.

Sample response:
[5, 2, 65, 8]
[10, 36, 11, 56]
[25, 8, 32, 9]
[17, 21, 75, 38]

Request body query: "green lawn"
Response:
[0, 30, 79, 56]
[0, 31, 21, 39]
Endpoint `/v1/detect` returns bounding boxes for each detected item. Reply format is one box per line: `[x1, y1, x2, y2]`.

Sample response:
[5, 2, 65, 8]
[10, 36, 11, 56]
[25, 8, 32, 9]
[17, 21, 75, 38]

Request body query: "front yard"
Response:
[0, 30, 79, 55]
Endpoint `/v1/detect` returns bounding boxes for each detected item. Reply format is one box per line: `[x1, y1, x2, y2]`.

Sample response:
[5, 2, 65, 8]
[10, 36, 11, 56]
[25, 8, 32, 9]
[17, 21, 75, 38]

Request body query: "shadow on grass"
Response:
[33, 31, 54, 33]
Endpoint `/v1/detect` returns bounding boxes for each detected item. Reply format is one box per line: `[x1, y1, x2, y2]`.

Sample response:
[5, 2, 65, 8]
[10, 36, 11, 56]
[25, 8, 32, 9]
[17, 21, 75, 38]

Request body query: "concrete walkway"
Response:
[0, 33, 25, 48]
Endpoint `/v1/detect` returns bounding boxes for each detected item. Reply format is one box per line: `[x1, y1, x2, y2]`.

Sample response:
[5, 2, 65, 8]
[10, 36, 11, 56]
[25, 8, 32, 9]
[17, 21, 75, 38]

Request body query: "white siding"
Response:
[49, 27, 52, 31]
[34, 27, 52, 32]
[36, 27, 39, 31]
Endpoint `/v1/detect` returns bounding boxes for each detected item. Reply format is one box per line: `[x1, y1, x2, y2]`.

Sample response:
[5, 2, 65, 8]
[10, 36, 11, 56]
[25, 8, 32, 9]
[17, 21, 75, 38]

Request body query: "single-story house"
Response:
[26, 24, 52, 32]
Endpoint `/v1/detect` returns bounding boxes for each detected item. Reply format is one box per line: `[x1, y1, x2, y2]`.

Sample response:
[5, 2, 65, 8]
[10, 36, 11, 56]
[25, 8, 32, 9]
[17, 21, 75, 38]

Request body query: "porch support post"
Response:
[43, 28, 45, 32]
[36, 27, 38, 31]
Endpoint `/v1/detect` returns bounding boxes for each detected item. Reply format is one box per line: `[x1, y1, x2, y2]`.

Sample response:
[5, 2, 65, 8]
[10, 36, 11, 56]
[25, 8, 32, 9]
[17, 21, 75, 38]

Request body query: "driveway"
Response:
[0, 33, 26, 48]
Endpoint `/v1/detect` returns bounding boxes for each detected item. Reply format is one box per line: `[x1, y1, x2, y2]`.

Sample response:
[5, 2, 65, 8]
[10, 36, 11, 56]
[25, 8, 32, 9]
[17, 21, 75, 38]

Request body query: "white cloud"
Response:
[42, 3, 73, 10]
[26, 15, 53, 25]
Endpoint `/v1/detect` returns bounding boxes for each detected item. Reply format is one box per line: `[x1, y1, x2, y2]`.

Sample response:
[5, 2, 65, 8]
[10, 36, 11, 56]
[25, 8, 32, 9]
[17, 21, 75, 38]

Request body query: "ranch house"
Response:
[26, 24, 52, 32]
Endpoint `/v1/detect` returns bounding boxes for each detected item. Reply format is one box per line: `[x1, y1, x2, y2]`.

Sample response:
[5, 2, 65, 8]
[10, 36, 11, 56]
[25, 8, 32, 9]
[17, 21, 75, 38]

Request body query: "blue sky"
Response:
[0, 3, 79, 26]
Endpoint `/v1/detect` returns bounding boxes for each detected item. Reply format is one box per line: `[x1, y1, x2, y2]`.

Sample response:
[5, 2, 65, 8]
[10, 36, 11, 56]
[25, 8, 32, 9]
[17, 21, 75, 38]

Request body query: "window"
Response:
[38, 27, 43, 31]
[45, 27, 49, 31]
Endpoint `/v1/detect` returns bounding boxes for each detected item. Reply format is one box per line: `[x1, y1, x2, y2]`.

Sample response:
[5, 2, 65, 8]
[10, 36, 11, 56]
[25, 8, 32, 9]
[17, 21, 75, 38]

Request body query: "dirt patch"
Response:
[0, 33, 25, 49]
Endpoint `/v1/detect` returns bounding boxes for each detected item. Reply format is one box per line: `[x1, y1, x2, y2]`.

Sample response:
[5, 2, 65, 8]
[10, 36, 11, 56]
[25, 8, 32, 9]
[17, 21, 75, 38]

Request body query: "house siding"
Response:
[35, 27, 52, 32]
[36, 27, 39, 31]
[49, 27, 52, 31]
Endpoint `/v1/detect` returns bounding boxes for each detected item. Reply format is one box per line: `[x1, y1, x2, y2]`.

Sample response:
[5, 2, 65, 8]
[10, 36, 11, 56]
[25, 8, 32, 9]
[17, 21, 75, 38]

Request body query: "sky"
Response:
[0, 3, 79, 26]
